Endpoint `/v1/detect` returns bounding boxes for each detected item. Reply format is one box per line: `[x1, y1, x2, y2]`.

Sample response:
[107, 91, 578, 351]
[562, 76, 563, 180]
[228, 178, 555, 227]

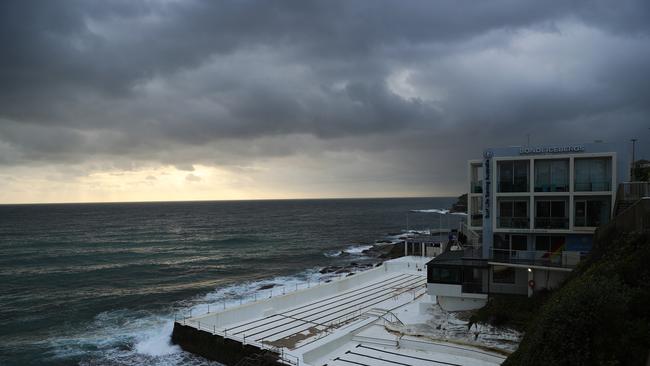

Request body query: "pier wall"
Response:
[171, 322, 284, 366]
[190, 264, 412, 329]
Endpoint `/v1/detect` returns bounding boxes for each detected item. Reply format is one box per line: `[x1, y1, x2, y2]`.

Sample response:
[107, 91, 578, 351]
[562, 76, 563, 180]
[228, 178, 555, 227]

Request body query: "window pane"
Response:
[550, 236, 566, 252]
[537, 201, 550, 217]
[535, 236, 550, 251]
[499, 161, 513, 192]
[535, 160, 550, 191]
[514, 201, 528, 217]
[511, 235, 527, 251]
[493, 266, 515, 284]
[551, 201, 566, 218]
[500, 201, 513, 217]
[551, 160, 569, 190]
[514, 161, 529, 191]
[575, 201, 586, 226]
[575, 158, 611, 191]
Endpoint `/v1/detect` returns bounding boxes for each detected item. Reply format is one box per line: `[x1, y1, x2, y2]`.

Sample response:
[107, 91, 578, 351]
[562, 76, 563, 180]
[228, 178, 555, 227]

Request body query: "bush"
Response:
[504, 232, 650, 366]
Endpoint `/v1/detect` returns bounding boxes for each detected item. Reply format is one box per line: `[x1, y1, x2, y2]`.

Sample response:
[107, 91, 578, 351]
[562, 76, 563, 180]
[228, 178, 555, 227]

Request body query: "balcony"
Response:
[614, 182, 650, 215]
[498, 216, 530, 229]
[575, 181, 611, 192]
[534, 183, 569, 193]
[471, 214, 483, 227]
[535, 217, 569, 229]
[461, 282, 486, 294]
[491, 249, 581, 268]
[498, 181, 529, 193]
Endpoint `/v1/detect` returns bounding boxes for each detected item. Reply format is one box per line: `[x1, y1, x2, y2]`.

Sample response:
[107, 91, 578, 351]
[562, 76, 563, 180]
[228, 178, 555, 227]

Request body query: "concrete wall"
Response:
[399, 338, 506, 365]
[427, 284, 488, 311]
[533, 269, 569, 290]
[172, 323, 284, 366]
[489, 267, 528, 295]
[192, 260, 426, 329]
[437, 296, 488, 312]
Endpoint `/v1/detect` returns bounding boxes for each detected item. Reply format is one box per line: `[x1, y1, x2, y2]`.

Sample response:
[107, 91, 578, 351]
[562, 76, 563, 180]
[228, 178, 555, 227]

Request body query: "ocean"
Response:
[0, 197, 460, 366]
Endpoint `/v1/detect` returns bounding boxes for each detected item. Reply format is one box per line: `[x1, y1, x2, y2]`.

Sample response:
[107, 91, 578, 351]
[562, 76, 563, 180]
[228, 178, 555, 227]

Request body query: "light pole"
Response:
[631, 138, 637, 180]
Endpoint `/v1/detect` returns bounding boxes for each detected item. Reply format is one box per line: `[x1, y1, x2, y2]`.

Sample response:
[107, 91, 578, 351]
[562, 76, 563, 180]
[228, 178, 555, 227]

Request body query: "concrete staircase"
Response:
[352, 333, 399, 348]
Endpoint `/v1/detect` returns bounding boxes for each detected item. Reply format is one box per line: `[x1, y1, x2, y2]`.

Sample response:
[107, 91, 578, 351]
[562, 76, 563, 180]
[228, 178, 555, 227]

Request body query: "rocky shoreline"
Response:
[318, 241, 406, 276]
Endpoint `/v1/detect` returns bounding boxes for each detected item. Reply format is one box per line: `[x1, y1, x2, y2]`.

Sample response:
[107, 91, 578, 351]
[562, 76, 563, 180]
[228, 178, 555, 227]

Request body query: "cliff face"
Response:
[503, 231, 650, 366]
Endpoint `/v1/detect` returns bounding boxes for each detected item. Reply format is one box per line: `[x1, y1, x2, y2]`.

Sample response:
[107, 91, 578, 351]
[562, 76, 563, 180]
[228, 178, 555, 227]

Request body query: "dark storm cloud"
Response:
[1, 0, 649, 191]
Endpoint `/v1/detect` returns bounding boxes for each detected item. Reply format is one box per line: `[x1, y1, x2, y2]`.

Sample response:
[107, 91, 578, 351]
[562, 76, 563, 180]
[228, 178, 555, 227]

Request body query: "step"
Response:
[352, 334, 399, 347]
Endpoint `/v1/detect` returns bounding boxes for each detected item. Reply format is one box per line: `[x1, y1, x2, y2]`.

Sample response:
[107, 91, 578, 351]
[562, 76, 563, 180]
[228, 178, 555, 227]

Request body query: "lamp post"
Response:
[631, 138, 637, 180]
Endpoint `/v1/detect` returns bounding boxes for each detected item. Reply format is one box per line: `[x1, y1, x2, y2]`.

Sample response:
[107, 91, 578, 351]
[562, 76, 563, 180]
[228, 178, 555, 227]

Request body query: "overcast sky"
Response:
[1, 0, 649, 203]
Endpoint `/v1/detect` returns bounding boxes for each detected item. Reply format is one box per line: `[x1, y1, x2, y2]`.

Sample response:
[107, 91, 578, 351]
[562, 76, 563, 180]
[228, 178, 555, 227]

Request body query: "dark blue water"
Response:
[0, 197, 458, 366]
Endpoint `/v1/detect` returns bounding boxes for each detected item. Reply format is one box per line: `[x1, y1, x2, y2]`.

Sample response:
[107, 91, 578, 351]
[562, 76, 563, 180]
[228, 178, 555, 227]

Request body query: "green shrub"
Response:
[504, 232, 650, 366]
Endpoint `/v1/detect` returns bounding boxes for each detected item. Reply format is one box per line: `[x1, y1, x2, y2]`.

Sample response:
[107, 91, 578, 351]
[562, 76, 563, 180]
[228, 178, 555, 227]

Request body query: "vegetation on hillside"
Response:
[503, 231, 650, 366]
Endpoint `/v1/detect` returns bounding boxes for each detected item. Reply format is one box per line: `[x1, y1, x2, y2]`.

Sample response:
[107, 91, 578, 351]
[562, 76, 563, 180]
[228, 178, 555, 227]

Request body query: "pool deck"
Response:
[172, 256, 506, 366]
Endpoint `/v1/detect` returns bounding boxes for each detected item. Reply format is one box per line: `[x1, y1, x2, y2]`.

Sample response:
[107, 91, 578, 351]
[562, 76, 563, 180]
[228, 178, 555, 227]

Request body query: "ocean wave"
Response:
[45, 268, 344, 366]
[323, 244, 374, 257]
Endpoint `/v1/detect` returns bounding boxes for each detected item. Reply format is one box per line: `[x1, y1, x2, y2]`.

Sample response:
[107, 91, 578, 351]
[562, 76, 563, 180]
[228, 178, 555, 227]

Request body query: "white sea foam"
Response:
[49, 268, 359, 365]
[343, 244, 373, 254]
[134, 321, 181, 356]
[323, 244, 374, 257]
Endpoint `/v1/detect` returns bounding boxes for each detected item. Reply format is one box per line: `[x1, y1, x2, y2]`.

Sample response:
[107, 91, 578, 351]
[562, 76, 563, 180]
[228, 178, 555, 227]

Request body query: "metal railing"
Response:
[575, 181, 612, 192]
[470, 214, 483, 227]
[615, 182, 650, 214]
[574, 216, 608, 227]
[534, 217, 569, 229]
[498, 216, 530, 229]
[461, 281, 485, 294]
[498, 181, 529, 193]
[534, 183, 569, 192]
[596, 198, 650, 242]
[490, 249, 581, 268]
[460, 221, 481, 247]
[181, 319, 300, 365]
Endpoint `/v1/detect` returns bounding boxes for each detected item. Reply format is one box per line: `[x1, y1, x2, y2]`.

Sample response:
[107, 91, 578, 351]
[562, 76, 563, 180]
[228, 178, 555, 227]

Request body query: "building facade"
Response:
[428, 142, 628, 311]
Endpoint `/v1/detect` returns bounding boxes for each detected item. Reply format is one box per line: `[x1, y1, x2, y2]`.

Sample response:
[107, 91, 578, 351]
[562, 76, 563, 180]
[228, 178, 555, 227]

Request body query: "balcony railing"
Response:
[491, 249, 582, 268]
[471, 214, 483, 227]
[498, 181, 529, 193]
[462, 282, 486, 294]
[535, 217, 569, 229]
[574, 216, 607, 227]
[616, 182, 650, 206]
[534, 183, 569, 192]
[575, 181, 612, 192]
[498, 216, 530, 229]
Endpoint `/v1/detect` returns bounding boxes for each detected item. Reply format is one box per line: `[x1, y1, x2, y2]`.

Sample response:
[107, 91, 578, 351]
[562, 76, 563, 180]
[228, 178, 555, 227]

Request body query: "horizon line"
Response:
[0, 194, 462, 206]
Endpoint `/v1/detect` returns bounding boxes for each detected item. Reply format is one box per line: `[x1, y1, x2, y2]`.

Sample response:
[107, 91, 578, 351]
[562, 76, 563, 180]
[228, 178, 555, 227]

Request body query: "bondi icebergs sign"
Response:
[519, 145, 585, 155]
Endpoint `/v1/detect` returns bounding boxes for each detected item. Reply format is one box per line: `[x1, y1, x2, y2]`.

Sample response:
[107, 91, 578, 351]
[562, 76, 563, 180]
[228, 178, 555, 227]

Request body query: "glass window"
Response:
[498, 200, 529, 228]
[536, 201, 550, 218]
[514, 201, 528, 217]
[575, 197, 611, 227]
[493, 266, 515, 284]
[498, 160, 529, 192]
[575, 158, 612, 191]
[535, 236, 551, 251]
[430, 267, 461, 284]
[535, 200, 568, 229]
[500, 201, 513, 217]
[511, 235, 527, 251]
[535, 236, 565, 252]
[551, 201, 566, 218]
[535, 159, 569, 192]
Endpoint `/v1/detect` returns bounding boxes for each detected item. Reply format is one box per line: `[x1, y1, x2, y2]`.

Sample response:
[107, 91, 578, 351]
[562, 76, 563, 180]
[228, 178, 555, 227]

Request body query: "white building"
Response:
[428, 142, 629, 311]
